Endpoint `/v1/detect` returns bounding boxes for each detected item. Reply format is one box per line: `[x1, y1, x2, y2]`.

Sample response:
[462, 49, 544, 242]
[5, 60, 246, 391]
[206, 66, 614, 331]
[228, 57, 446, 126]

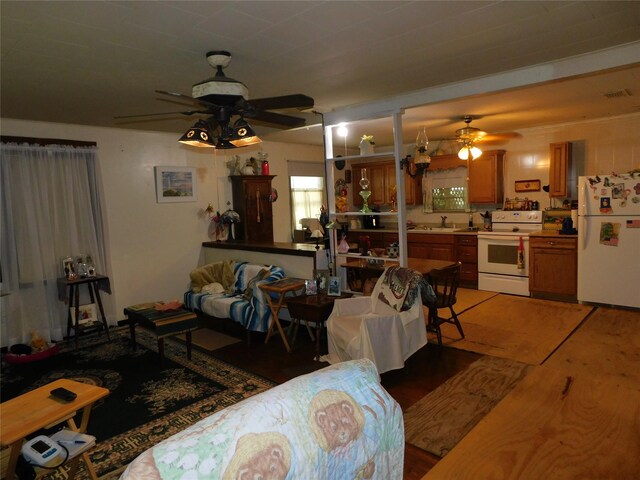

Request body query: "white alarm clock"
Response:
[21, 435, 65, 467]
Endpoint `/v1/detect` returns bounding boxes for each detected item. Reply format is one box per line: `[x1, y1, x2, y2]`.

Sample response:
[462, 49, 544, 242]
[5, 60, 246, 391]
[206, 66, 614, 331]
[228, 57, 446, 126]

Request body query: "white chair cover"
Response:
[321, 274, 427, 374]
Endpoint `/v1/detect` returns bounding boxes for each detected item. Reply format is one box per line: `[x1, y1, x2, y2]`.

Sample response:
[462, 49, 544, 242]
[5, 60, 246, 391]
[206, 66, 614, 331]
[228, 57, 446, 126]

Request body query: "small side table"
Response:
[1, 378, 109, 480]
[286, 293, 353, 360]
[57, 275, 111, 348]
[258, 277, 306, 352]
[124, 305, 198, 364]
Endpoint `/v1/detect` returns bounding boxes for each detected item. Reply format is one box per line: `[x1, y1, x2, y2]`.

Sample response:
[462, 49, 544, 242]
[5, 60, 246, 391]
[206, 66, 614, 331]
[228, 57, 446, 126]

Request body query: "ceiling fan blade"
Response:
[249, 94, 314, 111]
[155, 90, 215, 107]
[476, 132, 521, 143]
[114, 110, 209, 120]
[246, 110, 306, 128]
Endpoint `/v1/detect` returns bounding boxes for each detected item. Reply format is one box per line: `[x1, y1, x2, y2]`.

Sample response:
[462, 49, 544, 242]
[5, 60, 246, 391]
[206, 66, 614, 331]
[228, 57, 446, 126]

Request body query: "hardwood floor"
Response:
[199, 317, 481, 479]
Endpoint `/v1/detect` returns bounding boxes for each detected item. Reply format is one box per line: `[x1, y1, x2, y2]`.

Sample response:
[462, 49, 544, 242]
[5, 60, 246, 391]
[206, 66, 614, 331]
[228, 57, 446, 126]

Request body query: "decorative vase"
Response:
[359, 168, 372, 213]
[359, 139, 374, 156]
[241, 164, 254, 175]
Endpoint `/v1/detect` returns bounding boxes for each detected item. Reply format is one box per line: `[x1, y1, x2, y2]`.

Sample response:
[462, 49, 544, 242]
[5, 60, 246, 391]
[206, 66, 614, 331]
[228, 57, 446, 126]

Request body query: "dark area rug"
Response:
[1, 327, 275, 479]
[403, 355, 532, 457]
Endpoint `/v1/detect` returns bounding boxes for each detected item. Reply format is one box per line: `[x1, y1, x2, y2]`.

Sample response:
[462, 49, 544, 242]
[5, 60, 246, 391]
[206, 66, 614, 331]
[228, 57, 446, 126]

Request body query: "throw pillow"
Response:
[243, 269, 270, 302]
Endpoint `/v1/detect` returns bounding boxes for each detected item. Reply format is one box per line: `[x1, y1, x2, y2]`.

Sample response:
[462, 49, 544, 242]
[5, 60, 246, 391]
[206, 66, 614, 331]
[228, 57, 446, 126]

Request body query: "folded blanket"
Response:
[190, 260, 235, 293]
[377, 266, 425, 312]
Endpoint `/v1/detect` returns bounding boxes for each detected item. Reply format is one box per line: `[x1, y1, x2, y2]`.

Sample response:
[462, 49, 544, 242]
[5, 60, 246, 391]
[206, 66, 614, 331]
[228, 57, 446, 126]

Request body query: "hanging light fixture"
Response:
[229, 118, 261, 147]
[458, 141, 483, 160]
[178, 119, 216, 147]
[400, 126, 431, 177]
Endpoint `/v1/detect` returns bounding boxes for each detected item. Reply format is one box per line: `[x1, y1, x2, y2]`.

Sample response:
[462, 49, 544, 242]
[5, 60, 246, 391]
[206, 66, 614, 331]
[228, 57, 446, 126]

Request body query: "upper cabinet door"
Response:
[549, 142, 572, 198]
[468, 150, 505, 204]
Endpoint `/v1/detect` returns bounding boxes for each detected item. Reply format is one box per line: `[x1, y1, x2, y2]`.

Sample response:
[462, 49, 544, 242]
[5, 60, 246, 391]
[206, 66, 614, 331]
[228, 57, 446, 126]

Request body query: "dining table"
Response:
[341, 257, 458, 292]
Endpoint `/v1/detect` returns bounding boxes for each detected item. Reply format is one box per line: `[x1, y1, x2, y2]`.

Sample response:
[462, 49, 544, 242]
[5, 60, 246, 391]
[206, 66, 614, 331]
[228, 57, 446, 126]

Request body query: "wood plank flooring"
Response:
[200, 301, 639, 479]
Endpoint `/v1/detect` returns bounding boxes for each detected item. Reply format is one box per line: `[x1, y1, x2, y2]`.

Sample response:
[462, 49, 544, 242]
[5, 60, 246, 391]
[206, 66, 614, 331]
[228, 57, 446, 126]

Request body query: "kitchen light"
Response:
[337, 123, 348, 137]
[458, 143, 483, 160]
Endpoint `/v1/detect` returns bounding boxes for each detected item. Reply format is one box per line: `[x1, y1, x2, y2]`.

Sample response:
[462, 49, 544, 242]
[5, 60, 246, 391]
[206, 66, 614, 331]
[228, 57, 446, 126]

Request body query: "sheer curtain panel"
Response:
[0, 142, 108, 346]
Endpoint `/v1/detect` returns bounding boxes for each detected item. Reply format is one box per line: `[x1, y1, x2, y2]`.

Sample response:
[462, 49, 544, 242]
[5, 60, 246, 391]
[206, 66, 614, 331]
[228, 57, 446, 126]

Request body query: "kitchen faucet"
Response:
[440, 216, 447, 228]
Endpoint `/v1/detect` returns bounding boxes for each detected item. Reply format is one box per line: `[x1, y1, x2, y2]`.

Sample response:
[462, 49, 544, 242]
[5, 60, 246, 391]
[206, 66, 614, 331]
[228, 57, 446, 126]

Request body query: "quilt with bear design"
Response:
[120, 359, 404, 480]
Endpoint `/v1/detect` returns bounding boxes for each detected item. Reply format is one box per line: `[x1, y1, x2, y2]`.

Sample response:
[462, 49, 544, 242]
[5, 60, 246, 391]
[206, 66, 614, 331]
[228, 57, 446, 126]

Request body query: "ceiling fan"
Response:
[115, 51, 314, 148]
[428, 115, 519, 160]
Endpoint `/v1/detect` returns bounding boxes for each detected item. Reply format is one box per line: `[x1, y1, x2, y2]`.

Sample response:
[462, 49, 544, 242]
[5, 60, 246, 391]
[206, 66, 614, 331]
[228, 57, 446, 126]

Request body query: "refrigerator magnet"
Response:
[604, 177, 611, 187]
[634, 183, 640, 195]
[599, 222, 620, 246]
[627, 219, 640, 228]
[600, 197, 612, 213]
[612, 184, 625, 199]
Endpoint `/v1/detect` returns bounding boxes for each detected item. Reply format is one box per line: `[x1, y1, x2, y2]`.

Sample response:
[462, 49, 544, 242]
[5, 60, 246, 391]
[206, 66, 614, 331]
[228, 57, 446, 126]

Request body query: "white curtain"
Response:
[290, 176, 325, 232]
[0, 142, 108, 346]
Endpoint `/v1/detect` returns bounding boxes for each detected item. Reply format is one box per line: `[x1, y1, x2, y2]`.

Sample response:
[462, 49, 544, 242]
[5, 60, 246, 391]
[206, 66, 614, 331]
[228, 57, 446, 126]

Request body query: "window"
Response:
[290, 176, 325, 233]
[432, 186, 466, 211]
[423, 167, 468, 212]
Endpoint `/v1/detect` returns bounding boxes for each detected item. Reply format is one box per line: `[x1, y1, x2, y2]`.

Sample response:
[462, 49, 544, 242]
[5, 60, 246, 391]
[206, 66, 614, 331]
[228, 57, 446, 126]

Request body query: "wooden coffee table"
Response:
[1, 378, 109, 480]
[124, 304, 198, 364]
[286, 293, 353, 360]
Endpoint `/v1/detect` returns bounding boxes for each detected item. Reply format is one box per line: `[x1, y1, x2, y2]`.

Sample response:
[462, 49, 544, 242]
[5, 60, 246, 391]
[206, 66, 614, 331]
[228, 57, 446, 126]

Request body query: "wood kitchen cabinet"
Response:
[529, 235, 577, 301]
[230, 175, 275, 243]
[352, 159, 421, 207]
[549, 142, 572, 198]
[455, 235, 478, 285]
[407, 233, 455, 261]
[468, 150, 505, 204]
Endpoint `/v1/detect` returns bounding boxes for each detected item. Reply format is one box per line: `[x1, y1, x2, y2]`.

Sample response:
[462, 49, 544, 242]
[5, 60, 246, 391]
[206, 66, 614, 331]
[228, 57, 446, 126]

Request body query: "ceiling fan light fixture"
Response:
[179, 120, 216, 148]
[230, 119, 261, 147]
[458, 144, 482, 160]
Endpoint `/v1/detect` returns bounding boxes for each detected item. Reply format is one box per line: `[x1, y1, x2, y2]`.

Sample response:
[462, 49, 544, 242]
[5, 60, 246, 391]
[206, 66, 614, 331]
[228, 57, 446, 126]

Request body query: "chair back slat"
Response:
[429, 262, 461, 308]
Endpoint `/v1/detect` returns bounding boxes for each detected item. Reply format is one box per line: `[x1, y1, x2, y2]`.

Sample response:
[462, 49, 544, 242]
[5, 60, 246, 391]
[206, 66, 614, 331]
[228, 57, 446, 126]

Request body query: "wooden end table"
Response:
[57, 275, 111, 349]
[286, 293, 353, 360]
[1, 378, 109, 480]
[258, 277, 306, 352]
[124, 304, 198, 364]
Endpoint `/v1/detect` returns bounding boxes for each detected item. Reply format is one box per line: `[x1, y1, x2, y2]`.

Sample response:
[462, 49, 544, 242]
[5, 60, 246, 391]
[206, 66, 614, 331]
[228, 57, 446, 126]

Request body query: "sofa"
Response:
[184, 260, 285, 333]
[120, 358, 404, 479]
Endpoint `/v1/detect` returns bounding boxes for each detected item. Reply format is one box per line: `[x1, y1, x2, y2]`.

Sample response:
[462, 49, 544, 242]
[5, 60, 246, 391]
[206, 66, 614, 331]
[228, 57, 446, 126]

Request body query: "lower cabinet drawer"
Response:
[456, 245, 477, 264]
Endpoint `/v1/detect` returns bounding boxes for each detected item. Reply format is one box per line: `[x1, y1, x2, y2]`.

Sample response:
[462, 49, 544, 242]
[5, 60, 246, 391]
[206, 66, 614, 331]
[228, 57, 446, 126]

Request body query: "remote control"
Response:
[50, 387, 77, 402]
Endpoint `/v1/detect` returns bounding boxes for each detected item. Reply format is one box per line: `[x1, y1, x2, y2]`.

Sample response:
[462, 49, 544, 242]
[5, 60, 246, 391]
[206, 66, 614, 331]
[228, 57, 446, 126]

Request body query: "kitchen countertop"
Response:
[530, 230, 578, 238]
[351, 228, 481, 236]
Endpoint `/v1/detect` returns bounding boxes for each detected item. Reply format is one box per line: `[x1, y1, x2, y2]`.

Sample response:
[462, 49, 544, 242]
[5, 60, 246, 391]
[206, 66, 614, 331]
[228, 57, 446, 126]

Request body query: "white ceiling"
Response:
[2, 1, 640, 148]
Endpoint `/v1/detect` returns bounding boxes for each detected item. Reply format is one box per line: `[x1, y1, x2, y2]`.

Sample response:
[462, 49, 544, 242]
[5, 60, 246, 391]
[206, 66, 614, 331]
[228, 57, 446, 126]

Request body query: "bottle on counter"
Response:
[468, 213, 474, 228]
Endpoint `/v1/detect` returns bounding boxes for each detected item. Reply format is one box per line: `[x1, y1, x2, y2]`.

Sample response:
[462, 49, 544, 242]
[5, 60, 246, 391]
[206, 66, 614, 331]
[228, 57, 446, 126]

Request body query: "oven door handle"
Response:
[479, 234, 528, 241]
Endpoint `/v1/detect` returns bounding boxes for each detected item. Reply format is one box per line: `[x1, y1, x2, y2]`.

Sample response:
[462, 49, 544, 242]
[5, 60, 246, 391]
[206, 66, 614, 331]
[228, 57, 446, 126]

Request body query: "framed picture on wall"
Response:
[514, 179, 541, 192]
[155, 166, 197, 203]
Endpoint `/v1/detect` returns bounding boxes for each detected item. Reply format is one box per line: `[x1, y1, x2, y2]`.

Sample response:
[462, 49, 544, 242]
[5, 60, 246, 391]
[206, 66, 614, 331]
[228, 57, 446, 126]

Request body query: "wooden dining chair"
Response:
[424, 262, 465, 346]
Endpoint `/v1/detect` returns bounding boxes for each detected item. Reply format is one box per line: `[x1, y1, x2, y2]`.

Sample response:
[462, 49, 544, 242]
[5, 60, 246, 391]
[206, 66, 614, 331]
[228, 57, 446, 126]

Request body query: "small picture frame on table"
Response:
[305, 279, 318, 295]
[71, 303, 98, 325]
[328, 276, 342, 296]
[314, 270, 330, 294]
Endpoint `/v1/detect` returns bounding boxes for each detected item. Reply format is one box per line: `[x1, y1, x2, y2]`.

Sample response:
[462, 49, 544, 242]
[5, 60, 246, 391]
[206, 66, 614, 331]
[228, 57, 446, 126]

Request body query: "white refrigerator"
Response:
[577, 174, 640, 309]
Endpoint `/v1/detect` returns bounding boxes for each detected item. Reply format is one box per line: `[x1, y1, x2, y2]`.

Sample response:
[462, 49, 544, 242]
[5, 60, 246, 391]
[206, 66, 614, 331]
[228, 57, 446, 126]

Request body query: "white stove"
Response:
[478, 211, 543, 296]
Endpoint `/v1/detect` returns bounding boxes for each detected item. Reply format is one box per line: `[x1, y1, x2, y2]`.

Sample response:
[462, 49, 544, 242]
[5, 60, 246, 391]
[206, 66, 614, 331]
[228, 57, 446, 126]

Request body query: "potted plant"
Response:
[359, 135, 375, 155]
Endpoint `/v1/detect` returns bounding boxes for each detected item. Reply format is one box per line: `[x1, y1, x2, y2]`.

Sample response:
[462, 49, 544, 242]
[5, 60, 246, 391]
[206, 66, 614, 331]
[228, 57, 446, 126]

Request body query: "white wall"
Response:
[406, 113, 640, 226]
[1, 118, 324, 323]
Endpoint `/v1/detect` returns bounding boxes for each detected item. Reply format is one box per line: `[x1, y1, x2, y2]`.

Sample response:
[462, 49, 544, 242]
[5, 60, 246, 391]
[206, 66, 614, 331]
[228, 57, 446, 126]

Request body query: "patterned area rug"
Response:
[404, 355, 532, 457]
[0, 327, 275, 479]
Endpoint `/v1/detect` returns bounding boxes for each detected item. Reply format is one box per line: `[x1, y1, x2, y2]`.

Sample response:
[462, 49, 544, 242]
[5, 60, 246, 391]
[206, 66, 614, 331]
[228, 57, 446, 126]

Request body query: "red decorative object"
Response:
[261, 160, 270, 175]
